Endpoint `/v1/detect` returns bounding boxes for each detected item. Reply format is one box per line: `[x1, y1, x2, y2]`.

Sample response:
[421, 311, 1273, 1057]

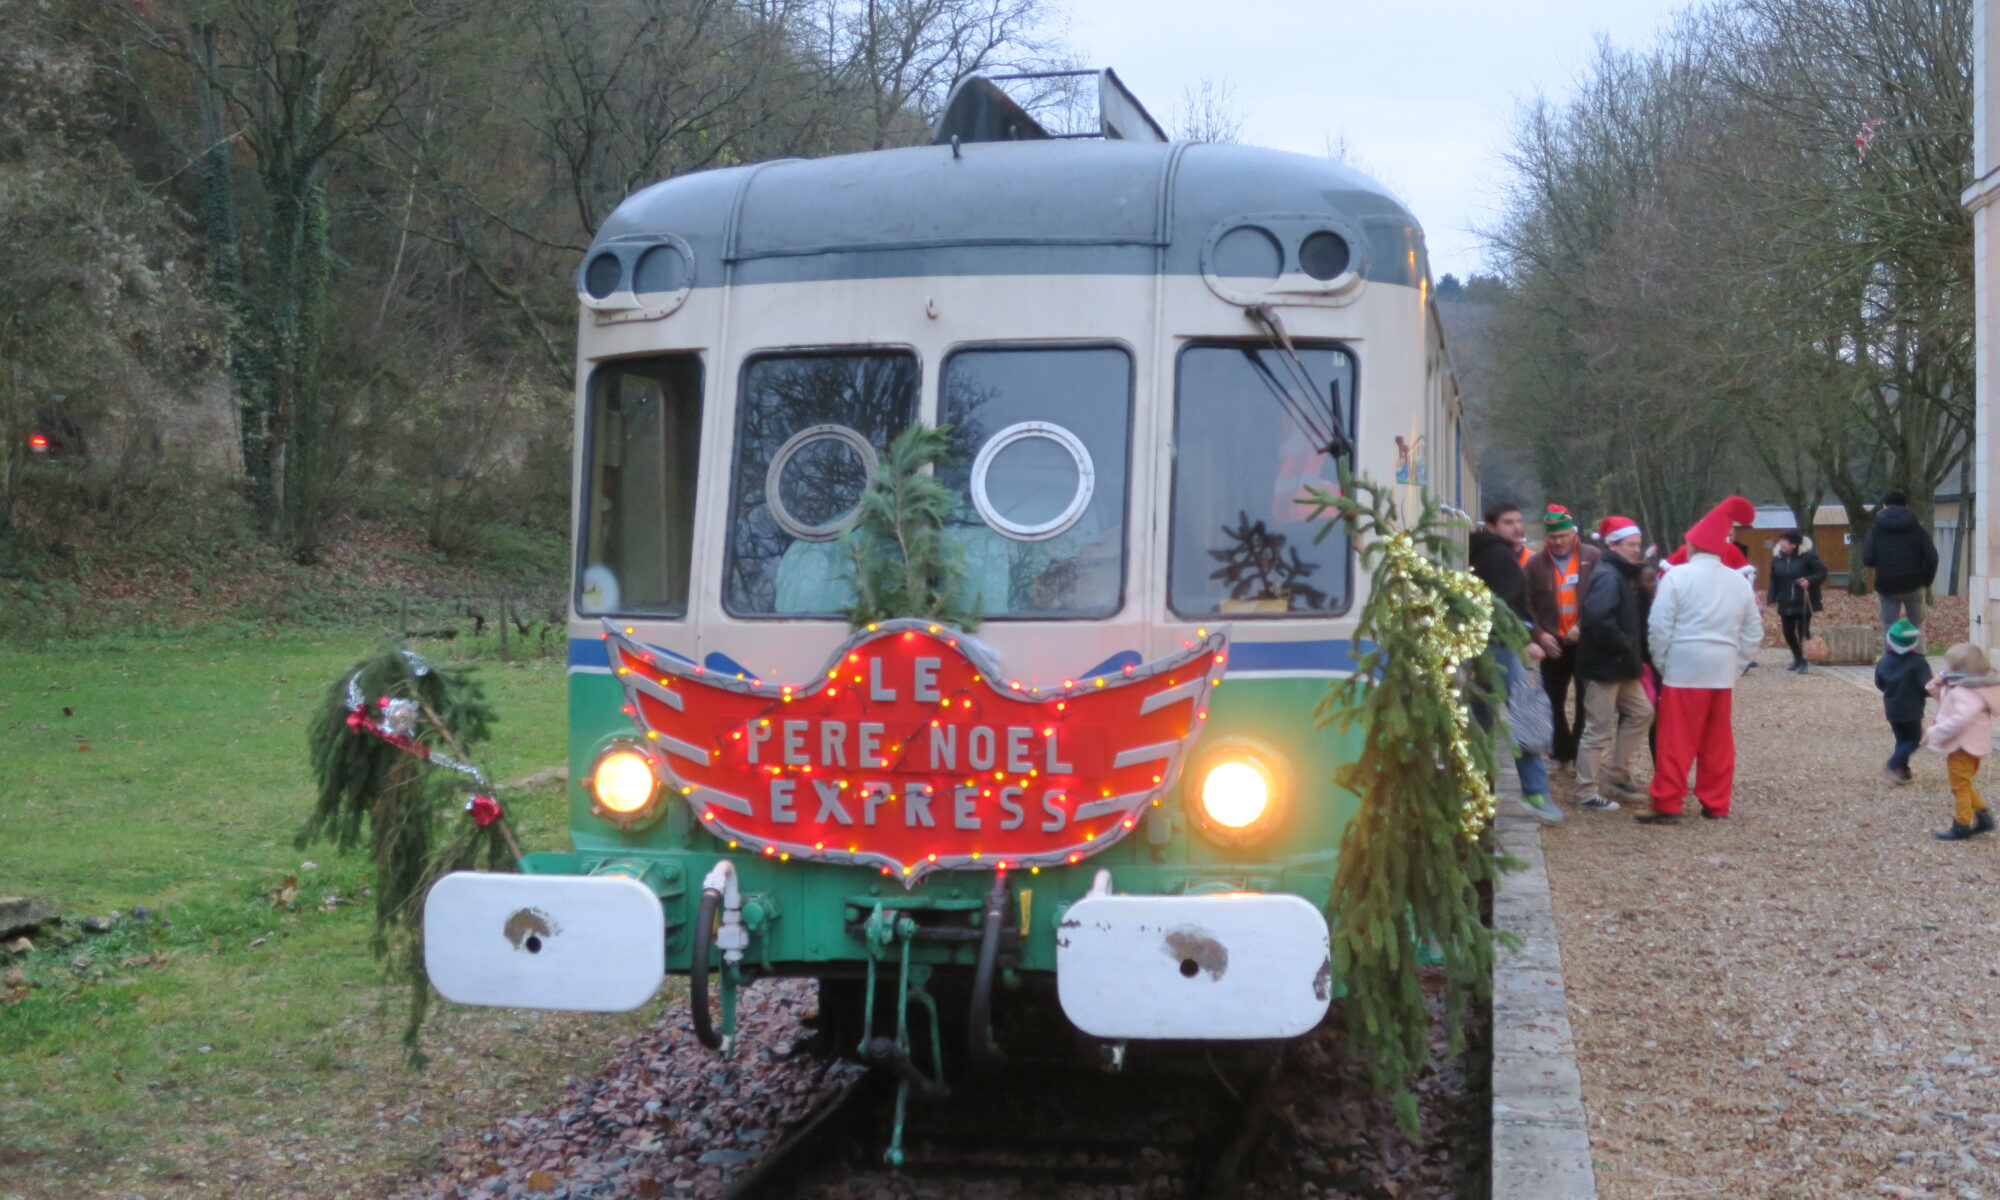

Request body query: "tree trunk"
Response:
[281, 168, 332, 561]
[1843, 503, 1875, 596]
[193, 22, 269, 511]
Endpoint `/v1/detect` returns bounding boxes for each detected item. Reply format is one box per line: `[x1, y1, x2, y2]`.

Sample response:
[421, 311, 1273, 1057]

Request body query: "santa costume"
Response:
[1641, 496, 1765, 822]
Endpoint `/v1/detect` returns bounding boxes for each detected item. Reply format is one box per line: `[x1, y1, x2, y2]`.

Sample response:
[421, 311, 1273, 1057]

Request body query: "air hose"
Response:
[968, 869, 1009, 1069]
[690, 887, 723, 1050]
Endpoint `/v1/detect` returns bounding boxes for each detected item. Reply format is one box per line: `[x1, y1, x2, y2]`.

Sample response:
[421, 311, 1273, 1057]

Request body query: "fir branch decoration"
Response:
[1302, 469, 1525, 1131]
[844, 423, 980, 630]
[299, 645, 515, 1063]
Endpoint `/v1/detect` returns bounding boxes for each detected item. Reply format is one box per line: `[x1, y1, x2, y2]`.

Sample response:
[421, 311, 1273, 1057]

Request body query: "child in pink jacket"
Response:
[1923, 643, 2000, 840]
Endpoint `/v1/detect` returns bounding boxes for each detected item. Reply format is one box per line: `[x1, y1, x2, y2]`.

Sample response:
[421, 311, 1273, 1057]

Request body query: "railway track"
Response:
[719, 1046, 1283, 1199]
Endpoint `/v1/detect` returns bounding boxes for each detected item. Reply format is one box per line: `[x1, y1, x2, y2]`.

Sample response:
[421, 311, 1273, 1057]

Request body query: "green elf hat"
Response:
[1886, 619, 1921, 653]
[1543, 504, 1577, 533]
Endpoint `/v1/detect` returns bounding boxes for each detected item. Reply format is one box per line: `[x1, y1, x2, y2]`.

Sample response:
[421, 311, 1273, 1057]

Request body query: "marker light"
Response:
[592, 748, 658, 816]
[1199, 761, 1271, 829]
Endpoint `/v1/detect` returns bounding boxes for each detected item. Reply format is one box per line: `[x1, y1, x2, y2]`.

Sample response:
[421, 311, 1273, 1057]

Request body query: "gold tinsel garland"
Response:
[1375, 530, 1497, 837]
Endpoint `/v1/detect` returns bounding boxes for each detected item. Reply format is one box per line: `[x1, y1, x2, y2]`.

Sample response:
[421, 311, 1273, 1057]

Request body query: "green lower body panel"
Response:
[550, 673, 1360, 978]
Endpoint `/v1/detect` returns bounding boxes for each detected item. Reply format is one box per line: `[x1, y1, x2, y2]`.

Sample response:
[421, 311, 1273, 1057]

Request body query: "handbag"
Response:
[1803, 631, 1830, 662]
[1505, 659, 1555, 758]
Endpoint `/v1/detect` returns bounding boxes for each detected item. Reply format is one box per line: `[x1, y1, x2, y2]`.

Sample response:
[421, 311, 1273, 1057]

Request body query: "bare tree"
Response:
[810, 0, 1064, 149]
[1172, 76, 1244, 143]
[1479, 0, 1973, 575]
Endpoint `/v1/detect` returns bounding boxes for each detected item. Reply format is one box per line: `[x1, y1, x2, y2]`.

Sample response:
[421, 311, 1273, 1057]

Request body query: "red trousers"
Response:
[1647, 686, 1736, 816]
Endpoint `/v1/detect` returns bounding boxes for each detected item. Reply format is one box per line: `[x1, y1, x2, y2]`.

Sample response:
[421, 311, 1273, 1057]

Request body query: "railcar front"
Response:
[424, 118, 1466, 1073]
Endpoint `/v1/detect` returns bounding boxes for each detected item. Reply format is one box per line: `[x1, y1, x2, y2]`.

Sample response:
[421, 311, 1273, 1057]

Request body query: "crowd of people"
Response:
[1467, 491, 1981, 839]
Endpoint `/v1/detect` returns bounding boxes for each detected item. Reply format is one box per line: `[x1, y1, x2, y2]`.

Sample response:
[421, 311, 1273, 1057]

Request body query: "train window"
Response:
[1170, 344, 1356, 618]
[724, 350, 919, 616]
[938, 346, 1131, 618]
[577, 354, 704, 617]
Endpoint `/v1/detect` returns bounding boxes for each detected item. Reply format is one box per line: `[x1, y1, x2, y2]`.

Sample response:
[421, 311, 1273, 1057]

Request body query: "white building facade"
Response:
[1969, 0, 2000, 652]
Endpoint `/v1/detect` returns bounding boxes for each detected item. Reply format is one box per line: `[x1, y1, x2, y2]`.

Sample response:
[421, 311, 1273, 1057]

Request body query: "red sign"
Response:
[603, 619, 1228, 885]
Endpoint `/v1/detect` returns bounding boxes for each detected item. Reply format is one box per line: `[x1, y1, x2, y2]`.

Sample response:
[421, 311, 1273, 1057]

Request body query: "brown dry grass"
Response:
[1541, 648, 2000, 1199]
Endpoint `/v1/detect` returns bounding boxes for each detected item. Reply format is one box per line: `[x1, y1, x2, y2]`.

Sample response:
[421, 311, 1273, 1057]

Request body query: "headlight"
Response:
[591, 747, 659, 818]
[1186, 748, 1286, 843]
[1200, 761, 1271, 828]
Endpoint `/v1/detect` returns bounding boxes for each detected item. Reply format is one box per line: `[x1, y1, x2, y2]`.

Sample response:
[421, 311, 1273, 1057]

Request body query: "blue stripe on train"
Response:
[1225, 639, 1366, 674]
[569, 636, 1368, 675]
[568, 637, 693, 671]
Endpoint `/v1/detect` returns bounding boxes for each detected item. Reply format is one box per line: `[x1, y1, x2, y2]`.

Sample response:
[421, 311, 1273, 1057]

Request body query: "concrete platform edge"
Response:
[1491, 804, 1598, 1199]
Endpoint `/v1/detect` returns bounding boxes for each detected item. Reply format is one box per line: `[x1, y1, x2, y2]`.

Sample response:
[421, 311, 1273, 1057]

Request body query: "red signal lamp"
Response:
[27, 434, 49, 451]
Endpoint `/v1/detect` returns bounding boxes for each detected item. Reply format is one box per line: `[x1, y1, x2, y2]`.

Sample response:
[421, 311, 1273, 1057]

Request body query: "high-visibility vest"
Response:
[1515, 544, 1532, 570]
[1554, 554, 1580, 637]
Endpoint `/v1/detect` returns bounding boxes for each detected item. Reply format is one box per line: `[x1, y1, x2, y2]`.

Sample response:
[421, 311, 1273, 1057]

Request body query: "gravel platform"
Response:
[1541, 647, 2000, 1199]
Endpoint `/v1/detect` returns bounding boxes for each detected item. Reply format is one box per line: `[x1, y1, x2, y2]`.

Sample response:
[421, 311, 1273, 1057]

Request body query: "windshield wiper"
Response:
[1244, 303, 1352, 460]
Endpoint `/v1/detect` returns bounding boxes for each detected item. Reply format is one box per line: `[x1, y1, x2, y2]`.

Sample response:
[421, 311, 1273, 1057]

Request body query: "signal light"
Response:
[1199, 761, 1270, 829]
[1187, 745, 1288, 844]
[590, 747, 658, 819]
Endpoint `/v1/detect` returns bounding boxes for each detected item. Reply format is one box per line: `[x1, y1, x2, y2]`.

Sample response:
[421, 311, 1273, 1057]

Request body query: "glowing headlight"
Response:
[591, 748, 659, 816]
[1199, 760, 1273, 829]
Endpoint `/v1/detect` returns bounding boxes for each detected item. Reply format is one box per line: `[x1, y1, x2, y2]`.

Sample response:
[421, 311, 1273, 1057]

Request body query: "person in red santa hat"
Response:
[1573, 515, 1655, 811]
[1638, 496, 1765, 823]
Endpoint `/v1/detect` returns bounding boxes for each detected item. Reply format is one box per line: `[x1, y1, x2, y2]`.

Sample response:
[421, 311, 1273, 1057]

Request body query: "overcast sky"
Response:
[1066, 0, 1692, 279]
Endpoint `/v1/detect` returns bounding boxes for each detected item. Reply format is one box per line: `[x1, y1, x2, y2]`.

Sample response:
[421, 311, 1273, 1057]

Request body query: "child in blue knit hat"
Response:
[1875, 619, 1931, 785]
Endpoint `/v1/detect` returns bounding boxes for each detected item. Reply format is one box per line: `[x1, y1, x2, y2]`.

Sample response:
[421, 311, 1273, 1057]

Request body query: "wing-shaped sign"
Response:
[602, 619, 1227, 886]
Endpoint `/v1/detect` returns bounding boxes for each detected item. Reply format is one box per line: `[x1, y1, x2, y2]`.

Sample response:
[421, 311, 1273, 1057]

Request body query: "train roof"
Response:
[585, 138, 1429, 292]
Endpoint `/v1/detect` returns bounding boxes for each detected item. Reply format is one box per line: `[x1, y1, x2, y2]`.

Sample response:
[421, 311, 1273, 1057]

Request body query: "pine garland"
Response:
[844, 423, 980, 630]
[298, 645, 516, 1063]
[1303, 470, 1524, 1130]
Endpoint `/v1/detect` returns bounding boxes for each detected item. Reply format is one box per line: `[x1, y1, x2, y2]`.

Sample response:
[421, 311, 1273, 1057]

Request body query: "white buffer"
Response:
[424, 872, 665, 1012]
[1055, 890, 1331, 1039]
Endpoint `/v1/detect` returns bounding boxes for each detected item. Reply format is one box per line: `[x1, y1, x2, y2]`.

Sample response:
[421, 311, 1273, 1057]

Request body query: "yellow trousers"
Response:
[1949, 750, 1990, 826]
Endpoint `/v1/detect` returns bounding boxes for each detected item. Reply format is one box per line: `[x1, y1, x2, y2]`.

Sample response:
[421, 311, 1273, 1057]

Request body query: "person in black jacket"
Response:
[1875, 618, 1932, 785]
[1861, 490, 1939, 635]
[1467, 503, 1562, 822]
[1767, 529, 1829, 673]
[1573, 516, 1655, 811]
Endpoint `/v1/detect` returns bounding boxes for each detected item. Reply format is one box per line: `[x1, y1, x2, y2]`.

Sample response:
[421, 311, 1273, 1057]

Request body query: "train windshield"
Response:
[576, 354, 704, 617]
[725, 350, 919, 615]
[938, 345, 1131, 618]
[1170, 344, 1355, 617]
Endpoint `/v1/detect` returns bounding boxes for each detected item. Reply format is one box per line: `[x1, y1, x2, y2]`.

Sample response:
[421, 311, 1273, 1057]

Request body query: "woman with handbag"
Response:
[1768, 529, 1829, 673]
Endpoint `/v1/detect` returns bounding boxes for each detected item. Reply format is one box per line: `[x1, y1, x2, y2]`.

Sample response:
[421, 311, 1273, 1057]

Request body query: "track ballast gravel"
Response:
[392, 974, 1484, 1199]
[389, 979, 860, 1199]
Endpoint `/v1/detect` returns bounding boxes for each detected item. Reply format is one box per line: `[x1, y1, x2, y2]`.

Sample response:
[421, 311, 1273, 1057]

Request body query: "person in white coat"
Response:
[1638, 496, 1765, 824]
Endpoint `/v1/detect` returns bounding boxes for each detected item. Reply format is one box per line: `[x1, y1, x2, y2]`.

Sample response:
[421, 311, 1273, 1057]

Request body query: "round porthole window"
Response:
[970, 421, 1095, 541]
[1297, 231, 1351, 281]
[764, 425, 879, 541]
[583, 252, 624, 299]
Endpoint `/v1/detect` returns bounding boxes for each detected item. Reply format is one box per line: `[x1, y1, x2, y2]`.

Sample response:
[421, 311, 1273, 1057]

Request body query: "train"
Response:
[422, 68, 1471, 1159]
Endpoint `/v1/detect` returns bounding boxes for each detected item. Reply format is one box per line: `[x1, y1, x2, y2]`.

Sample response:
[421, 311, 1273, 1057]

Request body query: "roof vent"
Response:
[930, 68, 1165, 146]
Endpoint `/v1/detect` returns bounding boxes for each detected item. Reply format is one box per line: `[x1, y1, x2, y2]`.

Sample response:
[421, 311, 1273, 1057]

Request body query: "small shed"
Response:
[1747, 497, 1971, 595]
[1744, 504, 1852, 586]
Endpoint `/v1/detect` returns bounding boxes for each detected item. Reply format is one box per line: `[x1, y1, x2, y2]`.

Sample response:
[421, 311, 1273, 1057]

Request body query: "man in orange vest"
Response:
[1526, 504, 1601, 765]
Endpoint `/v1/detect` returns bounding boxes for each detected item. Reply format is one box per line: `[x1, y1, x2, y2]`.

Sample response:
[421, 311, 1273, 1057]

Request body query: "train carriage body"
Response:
[425, 77, 1469, 1060]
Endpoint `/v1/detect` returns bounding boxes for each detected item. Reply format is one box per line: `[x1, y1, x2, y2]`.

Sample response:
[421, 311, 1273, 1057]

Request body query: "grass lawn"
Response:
[0, 631, 664, 1199]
